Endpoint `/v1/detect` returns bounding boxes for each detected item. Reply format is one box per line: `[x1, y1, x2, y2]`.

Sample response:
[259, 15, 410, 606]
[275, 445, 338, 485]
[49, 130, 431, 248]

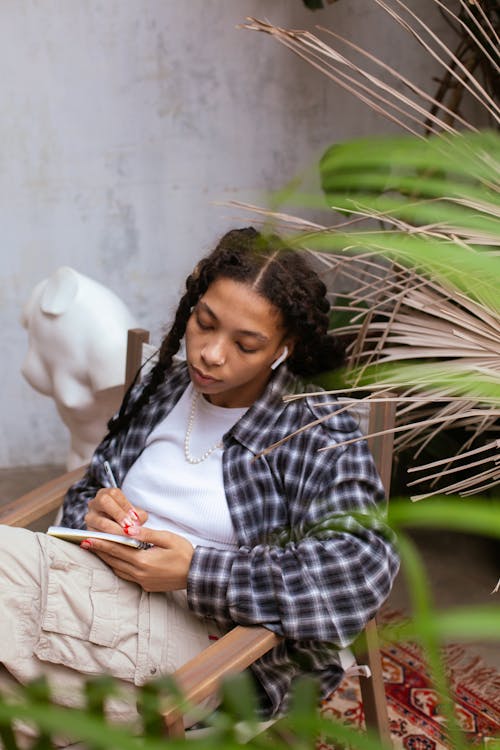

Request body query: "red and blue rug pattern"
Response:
[320, 640, 500, 749]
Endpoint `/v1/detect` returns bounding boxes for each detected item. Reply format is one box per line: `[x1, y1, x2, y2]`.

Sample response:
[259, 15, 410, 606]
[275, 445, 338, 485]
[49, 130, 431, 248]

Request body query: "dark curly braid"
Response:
[107, 227, 344, 437]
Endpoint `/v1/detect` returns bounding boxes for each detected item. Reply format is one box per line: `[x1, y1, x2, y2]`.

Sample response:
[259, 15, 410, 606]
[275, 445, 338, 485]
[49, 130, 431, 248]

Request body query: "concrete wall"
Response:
[1, 0, 454, 466]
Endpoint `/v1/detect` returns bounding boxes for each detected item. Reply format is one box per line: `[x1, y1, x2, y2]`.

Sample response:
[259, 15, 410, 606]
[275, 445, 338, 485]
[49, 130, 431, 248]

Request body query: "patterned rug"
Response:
[320, 639, 500, 749]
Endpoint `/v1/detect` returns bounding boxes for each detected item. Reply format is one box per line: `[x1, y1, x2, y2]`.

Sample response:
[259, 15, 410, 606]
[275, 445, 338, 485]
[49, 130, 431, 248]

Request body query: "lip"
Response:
[190, 365, 222, 386]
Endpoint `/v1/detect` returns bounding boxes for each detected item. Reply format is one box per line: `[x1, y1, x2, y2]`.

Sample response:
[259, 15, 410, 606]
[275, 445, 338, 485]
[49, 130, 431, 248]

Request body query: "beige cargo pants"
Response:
[0, 525, 219, 729]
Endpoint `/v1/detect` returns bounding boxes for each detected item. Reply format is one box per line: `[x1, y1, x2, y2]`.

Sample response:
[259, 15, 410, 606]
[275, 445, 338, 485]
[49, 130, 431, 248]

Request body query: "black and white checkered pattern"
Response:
[62, 362, 399, 716]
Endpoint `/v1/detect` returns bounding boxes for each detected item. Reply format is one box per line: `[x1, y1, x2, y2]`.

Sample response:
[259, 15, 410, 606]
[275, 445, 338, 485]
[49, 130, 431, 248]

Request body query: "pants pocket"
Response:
[34, 557, 133, 678]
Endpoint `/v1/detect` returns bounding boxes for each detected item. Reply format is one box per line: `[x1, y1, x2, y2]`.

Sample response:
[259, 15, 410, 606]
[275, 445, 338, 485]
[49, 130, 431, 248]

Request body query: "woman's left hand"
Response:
[81, 528, 195, 592]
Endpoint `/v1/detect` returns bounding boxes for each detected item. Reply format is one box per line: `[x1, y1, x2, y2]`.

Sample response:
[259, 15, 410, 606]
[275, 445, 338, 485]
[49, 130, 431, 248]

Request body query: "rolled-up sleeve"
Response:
[187, 434, 399, 648]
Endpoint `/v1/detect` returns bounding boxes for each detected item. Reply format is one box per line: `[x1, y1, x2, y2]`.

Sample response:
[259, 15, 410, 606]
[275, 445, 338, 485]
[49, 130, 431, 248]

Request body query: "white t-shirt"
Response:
[121, 383, 247, 550]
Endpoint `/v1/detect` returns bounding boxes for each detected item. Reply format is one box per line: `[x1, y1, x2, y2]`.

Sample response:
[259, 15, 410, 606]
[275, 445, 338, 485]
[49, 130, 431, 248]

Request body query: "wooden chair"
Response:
[3, 328, 395, 746]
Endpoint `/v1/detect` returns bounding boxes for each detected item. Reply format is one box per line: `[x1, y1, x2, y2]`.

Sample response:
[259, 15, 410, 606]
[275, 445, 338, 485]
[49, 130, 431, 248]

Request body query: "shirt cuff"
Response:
[187, 545, 235, 622]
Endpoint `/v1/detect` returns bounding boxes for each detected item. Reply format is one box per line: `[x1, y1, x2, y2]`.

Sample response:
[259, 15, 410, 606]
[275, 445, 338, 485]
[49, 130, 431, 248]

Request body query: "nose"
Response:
[201, 338, 226, 367]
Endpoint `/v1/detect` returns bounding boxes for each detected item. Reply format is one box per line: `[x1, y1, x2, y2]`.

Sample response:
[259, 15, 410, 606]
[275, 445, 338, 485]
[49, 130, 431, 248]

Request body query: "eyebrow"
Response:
[197, 301, 270, 343]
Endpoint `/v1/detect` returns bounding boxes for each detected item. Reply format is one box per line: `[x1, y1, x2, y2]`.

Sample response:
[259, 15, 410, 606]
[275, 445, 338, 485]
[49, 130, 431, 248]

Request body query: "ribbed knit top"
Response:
[121, 383, 247, 550]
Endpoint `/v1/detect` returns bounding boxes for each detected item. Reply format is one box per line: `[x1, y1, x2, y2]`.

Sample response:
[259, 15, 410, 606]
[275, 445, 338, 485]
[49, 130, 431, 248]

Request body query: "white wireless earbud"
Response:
[271, 345, 289, 370]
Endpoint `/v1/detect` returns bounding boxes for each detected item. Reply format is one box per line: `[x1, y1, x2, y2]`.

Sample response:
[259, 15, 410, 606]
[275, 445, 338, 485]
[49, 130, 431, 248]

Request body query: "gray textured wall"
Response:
[1, 0, 454, 466]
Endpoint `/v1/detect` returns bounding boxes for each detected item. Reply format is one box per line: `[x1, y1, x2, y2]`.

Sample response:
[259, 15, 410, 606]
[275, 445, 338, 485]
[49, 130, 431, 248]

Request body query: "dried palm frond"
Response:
[238, 3, 500, 498]
[311, 128, 499, 497]
[242, 0, 499, 134]
[225, 140, 500, 499]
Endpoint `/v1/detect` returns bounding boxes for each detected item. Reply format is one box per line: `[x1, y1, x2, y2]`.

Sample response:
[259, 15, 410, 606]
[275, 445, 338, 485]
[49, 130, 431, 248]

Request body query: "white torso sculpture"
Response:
[21, 267, 138, 470]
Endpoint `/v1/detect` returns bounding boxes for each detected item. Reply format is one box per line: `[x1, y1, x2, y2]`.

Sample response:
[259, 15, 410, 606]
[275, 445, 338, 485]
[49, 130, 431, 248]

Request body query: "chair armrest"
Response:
[0, 466, 86, 527]
[163, 625, 282, 737]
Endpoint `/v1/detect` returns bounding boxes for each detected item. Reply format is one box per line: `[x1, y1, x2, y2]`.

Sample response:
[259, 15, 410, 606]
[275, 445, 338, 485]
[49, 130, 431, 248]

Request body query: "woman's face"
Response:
[185, 277, 291, 407]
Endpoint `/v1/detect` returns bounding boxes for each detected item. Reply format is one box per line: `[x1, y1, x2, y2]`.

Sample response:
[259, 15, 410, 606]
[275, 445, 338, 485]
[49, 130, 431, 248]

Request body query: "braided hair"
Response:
[108, 227, 344, 436]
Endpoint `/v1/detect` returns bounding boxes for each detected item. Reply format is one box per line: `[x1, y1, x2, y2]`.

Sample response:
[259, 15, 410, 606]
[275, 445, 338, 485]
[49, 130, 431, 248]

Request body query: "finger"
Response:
[87, 489, 143, 531]
[90, 488, 135, 517]
[125, 526, 169, 548]
[85, 494, 123, 533]
[84, 513, 124, 535]
[128, 526, 194, 554]
[85, 508, 148, 536]
[80, 538, 141, 562]
[109, 568, 137, 584]
[89, 549, 142, 582]
[135, 508, 148, 525]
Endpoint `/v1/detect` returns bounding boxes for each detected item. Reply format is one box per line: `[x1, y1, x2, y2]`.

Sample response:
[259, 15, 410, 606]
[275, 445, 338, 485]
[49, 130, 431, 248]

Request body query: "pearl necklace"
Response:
[184, 391, 223, 464]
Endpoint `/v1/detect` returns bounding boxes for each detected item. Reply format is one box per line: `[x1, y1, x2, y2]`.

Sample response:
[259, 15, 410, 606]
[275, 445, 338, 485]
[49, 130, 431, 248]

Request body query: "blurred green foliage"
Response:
[0, 495, 498, 748]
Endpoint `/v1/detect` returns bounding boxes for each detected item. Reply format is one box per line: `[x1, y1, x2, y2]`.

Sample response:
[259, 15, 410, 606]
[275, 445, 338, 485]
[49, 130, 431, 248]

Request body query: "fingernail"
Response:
[124, 524, 141, 537]
[80, 540, 93, 550]
[122, 511, 140, 529]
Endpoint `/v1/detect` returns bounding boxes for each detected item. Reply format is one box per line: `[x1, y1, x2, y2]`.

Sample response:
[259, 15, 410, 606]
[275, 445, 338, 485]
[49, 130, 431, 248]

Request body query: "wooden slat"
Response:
[125, 328, 150, 389]
[163, 626, 281, 736]
[367, 397, 396, 499]
[356, 618, 393, 747]
[0, 466, 86, 527]
[360, 397, 395, 746]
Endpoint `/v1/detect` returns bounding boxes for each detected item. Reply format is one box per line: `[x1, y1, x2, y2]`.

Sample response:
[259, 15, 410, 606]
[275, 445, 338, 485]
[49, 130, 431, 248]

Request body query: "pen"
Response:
[102, 461, 153, 549]
[103, 460, 118, 489]
[102, 460, 151, 549]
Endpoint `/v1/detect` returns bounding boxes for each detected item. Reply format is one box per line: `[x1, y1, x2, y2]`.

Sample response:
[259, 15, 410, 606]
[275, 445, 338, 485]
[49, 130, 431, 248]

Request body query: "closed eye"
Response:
[237, 342, 258, 354]
[196, 315, 212, 331]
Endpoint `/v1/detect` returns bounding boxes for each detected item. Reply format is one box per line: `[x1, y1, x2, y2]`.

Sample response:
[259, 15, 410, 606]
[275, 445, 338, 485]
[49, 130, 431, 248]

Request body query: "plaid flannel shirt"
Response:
[62, 362, 399, 716]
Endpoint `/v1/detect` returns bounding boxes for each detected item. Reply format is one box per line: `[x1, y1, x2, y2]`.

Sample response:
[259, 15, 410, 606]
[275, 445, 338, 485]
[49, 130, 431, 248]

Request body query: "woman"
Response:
[0, 228, 398, 724]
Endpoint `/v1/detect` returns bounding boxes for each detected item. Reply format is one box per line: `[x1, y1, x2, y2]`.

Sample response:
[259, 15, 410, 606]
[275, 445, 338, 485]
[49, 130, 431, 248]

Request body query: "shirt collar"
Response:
[156, 362, 303, 455]
[228, 366, 300, 453]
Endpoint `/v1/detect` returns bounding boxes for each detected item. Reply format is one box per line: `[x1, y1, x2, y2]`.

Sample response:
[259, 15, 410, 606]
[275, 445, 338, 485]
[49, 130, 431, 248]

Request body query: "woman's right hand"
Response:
[85, 488, 148, 536]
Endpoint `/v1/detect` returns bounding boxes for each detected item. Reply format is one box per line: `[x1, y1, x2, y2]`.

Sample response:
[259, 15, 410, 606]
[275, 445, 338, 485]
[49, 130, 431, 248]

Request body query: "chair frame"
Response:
[4, 328, 395, 746]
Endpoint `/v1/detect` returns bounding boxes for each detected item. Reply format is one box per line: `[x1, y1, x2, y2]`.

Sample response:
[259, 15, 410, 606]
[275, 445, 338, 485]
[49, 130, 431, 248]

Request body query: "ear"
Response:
[270, 338, 295, 370]
[284, 337, 296, 358]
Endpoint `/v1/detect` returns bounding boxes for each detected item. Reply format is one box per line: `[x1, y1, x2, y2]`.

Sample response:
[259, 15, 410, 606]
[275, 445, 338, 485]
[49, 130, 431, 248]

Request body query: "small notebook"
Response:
[47, 526, 151, 549]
